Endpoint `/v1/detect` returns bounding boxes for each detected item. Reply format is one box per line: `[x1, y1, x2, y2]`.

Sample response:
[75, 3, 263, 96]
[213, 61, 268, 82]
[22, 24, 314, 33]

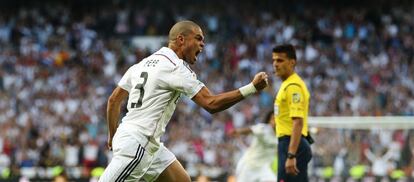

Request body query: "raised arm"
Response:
[106, 86, 129, 150]
[364, 148, 376, 162]
[192, 72, 268, 114]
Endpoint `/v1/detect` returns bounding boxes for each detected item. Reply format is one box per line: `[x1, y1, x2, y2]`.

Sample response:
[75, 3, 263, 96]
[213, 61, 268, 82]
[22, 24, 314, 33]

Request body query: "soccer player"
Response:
[272, 44, 312, 182]
[99, 20, 269, 182]
[231, 110, 278, 182]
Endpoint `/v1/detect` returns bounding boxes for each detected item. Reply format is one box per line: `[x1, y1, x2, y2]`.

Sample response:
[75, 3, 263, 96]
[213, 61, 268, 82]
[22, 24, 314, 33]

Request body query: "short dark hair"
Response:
[272, 44, 297, 60]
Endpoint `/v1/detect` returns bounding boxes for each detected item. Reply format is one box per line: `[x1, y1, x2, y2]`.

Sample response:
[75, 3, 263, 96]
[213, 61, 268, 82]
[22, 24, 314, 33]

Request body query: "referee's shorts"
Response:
[277, 136, 312, 182]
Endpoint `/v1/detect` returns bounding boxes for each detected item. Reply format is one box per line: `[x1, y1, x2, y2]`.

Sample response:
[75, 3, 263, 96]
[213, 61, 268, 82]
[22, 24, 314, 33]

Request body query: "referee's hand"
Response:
[285, 158, 299, 176]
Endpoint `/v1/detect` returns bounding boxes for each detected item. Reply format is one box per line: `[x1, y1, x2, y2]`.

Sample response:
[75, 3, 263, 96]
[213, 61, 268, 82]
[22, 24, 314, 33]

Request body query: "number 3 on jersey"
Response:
[131, 72, 148, 108]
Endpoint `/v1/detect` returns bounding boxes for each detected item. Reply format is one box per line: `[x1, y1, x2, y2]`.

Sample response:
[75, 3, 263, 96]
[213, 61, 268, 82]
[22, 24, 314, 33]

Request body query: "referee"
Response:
[272, 44, 312, 182]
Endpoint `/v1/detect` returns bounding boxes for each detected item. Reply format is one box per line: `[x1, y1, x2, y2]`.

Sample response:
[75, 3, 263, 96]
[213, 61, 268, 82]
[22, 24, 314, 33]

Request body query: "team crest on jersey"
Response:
[292, 93, 301, 103]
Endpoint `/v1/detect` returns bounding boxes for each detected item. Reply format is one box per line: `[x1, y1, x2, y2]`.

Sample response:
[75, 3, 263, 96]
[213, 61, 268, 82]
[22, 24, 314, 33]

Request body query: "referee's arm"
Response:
[288, 117, 303, 155]
[286, 117, 303, 175]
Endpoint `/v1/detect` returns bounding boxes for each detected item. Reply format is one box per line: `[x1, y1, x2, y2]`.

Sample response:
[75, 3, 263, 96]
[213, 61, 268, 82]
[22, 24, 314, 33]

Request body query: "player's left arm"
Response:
[192, 86, 244, 114]
[192, 72, 268, 114]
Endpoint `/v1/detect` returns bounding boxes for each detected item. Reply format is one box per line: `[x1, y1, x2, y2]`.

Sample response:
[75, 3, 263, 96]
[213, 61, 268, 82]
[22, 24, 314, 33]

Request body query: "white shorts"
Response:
[99, 126, 176, 182]
[236, 160, 277, 182]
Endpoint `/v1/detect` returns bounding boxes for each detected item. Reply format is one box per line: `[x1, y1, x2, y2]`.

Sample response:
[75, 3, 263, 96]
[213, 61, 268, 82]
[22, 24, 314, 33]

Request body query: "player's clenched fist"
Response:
[238, 71, 268, 97]
[252, 72, 269, 91]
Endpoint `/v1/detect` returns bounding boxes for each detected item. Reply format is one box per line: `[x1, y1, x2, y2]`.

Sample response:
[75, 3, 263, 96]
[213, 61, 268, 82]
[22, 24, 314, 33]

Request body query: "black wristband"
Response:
[287, 152, 296, 159]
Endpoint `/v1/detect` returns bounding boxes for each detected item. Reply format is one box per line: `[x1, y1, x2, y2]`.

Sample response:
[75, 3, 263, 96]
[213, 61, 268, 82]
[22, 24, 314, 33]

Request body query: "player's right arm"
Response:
[230, 127, 252, 137]
[106, 86, 129, 150]
[192, 72, 268, 114]
[231, 123, 267, 137]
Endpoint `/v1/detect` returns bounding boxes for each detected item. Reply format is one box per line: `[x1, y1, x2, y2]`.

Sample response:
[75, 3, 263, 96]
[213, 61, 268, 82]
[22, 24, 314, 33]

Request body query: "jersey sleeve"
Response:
[285, 84, 306, 118]
[250, 123, 265, 136]
[117, 65, 134, 92]
[160, 62, 205, 98]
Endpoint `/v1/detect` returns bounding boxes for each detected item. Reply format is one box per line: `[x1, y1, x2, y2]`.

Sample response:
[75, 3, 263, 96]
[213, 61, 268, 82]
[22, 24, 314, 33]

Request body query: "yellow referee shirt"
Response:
[274, 73, 310, 138]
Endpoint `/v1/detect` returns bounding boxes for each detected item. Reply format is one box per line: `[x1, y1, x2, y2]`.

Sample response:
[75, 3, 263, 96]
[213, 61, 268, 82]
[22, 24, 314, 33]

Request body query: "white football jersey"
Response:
[238, 123, 278, 169]
[117, 47, 205, 143]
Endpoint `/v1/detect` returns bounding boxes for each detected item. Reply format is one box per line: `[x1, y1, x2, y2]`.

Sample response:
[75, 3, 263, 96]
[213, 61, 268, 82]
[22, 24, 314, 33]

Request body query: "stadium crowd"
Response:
[0, 0, 413, 181]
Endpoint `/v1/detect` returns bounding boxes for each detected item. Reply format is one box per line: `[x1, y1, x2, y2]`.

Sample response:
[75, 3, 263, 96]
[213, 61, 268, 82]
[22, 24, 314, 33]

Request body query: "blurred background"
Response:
[0, 0, 413, 181]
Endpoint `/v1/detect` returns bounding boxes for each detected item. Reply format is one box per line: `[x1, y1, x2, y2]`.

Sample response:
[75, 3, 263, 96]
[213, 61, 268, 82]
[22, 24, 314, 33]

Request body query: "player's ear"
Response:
[177, 34, 185, 45]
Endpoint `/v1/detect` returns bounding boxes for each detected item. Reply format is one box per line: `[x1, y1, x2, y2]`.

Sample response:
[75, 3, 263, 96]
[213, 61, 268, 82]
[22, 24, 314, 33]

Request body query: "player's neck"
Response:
[168, 44, 184, 60]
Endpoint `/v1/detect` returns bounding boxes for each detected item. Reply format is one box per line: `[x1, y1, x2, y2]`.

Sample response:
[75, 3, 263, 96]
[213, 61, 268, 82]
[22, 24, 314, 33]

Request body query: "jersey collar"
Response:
[286, 72, 298, 82]
[157, 47, 180, 61]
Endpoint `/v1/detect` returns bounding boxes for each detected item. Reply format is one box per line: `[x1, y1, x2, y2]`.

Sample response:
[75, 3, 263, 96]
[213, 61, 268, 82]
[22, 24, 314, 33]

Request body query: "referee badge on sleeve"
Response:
[292, 93, 301, 103]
